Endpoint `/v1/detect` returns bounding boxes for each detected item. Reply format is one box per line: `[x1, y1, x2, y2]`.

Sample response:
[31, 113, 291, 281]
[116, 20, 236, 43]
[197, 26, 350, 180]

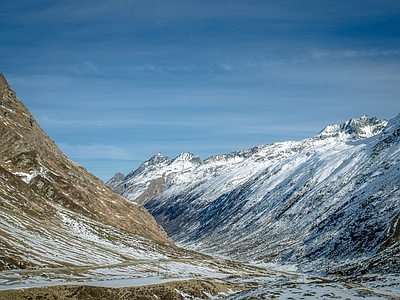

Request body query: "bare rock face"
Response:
[0, 74, 173, 270]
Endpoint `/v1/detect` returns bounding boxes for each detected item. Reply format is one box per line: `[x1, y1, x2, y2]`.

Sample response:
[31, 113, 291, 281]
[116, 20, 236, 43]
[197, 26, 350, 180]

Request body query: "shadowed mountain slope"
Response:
[109, 114, 400, 275]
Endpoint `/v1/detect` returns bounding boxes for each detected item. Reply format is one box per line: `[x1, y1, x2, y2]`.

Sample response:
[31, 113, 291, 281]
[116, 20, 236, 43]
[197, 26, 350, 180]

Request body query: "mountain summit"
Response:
[318, 115, 387, 139]
[0, 74, 172, 270]
[109, 113, 400, 275]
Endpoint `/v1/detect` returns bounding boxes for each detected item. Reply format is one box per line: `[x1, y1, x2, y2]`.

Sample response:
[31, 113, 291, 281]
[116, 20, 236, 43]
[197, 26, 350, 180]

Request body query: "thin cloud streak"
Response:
[58, 143, 134, 160]
[310, 48, 400, 60]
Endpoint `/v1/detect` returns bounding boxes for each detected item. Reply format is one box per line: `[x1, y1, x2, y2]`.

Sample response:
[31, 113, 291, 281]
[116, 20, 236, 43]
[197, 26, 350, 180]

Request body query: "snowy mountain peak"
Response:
[382, 113, 400, 134]
[318, 115, 387, 139]
[148, 152, 172, 165]
[171, 152, 202, 165]
[339, 115, 387, 138]
[124, 153, 172, 180]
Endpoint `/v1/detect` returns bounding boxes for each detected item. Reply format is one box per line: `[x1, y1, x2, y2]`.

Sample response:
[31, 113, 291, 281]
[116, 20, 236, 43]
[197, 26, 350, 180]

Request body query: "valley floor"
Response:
[0, 258, 399, 299]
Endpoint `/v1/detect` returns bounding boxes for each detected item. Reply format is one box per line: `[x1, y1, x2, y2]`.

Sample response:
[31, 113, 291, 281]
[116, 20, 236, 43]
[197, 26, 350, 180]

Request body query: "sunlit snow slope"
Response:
[109, 114, 400, 275]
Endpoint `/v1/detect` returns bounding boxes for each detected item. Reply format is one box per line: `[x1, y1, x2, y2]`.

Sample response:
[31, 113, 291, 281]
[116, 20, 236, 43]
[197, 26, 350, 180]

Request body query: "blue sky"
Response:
[1, 0, 400, 181]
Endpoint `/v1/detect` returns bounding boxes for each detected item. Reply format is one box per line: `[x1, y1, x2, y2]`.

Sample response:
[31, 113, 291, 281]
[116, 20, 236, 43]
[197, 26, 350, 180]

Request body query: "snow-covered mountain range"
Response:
[108, 114, 400, 275]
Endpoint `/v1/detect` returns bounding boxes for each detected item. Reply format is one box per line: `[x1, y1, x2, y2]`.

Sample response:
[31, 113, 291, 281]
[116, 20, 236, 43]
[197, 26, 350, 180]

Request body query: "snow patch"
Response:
[14, 167, 47, 184]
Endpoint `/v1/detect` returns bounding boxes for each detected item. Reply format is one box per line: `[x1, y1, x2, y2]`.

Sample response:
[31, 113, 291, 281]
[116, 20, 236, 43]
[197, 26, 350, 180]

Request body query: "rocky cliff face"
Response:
[0, 74, 173, 270]
[109, 114, 400, 275]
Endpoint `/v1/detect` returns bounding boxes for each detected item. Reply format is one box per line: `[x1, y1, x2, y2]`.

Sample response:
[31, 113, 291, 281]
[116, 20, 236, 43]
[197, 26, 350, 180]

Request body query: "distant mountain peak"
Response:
[172, 152, 202, 165]
[149, 152, 171, 164]
[106, 172, 125, 186]
[124, 153, 172, 180]
[339, 115, 387, 137]
[318, 115, 387, 139]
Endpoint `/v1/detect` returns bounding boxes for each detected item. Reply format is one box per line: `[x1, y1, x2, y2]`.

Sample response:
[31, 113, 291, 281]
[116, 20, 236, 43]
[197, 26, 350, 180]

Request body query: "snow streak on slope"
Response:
[109, 115, 400, 274]
[0, 204, 171, 268]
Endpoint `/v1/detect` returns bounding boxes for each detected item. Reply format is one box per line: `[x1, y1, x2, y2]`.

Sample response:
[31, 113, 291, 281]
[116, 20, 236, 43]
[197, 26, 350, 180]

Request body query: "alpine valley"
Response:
[0, 74, 291, 299]
[109, 113, 400, 277]
[1, 72, 399, 299]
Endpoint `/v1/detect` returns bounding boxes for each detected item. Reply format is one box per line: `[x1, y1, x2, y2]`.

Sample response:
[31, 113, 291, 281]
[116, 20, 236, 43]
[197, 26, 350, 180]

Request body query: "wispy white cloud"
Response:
[58, 143, 133, 160]
[80, 60, 102, 74]
[310, 48, 400, 60]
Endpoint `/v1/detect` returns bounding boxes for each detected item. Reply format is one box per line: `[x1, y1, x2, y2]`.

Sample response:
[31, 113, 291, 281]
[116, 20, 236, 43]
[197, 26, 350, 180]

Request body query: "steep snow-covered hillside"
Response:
[108, 114, 400, 275]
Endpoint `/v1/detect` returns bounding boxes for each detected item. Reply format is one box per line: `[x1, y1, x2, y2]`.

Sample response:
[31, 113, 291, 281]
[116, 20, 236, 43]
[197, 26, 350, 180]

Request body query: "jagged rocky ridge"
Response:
[109, 114, 400, 275]
[0, 74, 177, 270]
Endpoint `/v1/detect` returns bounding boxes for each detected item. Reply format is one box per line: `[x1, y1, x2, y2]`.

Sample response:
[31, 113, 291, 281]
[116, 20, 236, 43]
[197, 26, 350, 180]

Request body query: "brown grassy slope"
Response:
[0, 73, 172, 250]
